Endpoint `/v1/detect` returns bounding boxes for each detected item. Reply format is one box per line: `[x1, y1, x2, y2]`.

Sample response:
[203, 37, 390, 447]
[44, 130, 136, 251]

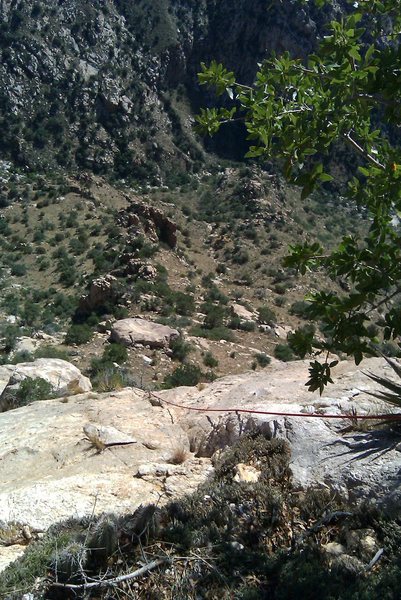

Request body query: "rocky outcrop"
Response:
[119, 256, 158, 280]
[0, 358, 91, 409]
[0, 387, 209, 534]
[79, 274, 118, 313]
[110, 318, 179, 348]
[231, 303, 255, 321]
[161, 357, 401, 508]
[1, 357, 400, 571]
[118, 201, 178, 249]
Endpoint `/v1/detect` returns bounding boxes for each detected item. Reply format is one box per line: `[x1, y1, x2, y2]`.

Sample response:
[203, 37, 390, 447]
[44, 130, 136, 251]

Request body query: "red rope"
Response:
[150, 391, 401, 421]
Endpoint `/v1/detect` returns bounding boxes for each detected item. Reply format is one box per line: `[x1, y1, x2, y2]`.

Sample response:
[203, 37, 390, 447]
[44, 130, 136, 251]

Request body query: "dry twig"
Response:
[50, 557, 168, 591]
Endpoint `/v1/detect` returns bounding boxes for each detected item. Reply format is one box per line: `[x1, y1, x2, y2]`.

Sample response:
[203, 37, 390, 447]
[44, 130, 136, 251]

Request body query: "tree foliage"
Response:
[196, 0, 401, 392]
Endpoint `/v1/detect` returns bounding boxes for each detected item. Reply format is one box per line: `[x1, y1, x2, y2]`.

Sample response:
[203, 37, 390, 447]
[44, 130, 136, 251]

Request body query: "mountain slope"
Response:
[0, 0, 338, 180]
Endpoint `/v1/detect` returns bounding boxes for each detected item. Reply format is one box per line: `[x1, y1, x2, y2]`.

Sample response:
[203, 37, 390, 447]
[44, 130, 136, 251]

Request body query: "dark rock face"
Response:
[79, 274, 118, 313]
[118, 200, 178, 249]
[0, 0, 343, 178]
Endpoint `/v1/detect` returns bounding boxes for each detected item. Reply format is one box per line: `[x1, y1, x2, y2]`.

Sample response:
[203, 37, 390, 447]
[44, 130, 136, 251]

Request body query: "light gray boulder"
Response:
[110, 318, 179, 348]
[0, 358, 91, 406]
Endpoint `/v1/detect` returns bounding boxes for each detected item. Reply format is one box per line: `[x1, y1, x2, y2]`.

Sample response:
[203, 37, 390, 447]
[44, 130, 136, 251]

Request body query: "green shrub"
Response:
[0, 324, 20, 353]
[274, 282, 288, 295]
[202, 303, 227, 329]
[258, 306, 276, 325]
[204, 285, 228, 304]
[239, 320, 256, 332]
[228, 315, 242, 330]
[170, 336, 193, 362]
[11, 263, 27, 277]
[34, 346, 70, 360]
[163, 364, 202, 388]
[289, 300, 312, 319]
[65, 324, 93, 345]
[59, 266, 76, 287]
[254, 353, 271, 368]
[274, 344, 295, 362]
[189, 325, 234, 342]
[274, 296, 286, 307]
[174, 292, 195, 316]
[232, 247, 249, 264]
[12, 377, 54, 407]
[90, 344, 128, 378]
[203, 351, 218, 368]
[92, 367, 135, 392]
[102, 343, 128, 364]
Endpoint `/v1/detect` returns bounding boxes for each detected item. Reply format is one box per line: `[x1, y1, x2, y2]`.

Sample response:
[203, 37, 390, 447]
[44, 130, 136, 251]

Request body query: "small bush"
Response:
[174, 292, 195, 316]
[11, 263, 27, 277]
[65, 324, 93, 345]
[239, 320, 256, 332]
[59, 267, 76, 287]
[8, 351, 34, 365]
[102, 343, 128, 364]
[274, 296, 286, 307]
[274, 344, 295, 362]
[254, 353, 271, 368]
[92, 367, 136, 392]
[170, 337, 193, 362]
[163, 364, 202, 388]
[168, 446, 189, 465]
[289, 300, 311, 319]
[203, 351, 218, 368]
[204, 285, 229, 305]
[274, 282, 288, 295]
[190, 325, 234, 342]
[34, 346, 70, 360]
[232, 248, 249, 264]
[8, 377, 54, 408]
[202, 303, 227, 329]
[258, 306, 276, 325]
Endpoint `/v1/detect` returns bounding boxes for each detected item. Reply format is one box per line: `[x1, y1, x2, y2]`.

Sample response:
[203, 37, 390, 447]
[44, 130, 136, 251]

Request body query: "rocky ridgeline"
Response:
[0, 357, 400, 571]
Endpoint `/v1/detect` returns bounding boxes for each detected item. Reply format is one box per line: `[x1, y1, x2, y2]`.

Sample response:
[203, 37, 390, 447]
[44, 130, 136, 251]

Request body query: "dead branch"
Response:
[50, 557, 168, 591]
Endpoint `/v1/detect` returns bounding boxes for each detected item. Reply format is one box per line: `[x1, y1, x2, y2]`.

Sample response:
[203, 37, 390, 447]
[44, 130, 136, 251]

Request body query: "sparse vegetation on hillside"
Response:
[0, 164, 367, 391]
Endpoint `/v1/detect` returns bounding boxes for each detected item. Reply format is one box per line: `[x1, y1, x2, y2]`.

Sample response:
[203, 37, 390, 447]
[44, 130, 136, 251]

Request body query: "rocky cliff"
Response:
[0, 0, 338, 180]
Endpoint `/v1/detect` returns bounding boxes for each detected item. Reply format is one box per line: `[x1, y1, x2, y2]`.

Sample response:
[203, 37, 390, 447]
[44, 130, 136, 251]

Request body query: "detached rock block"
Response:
[110, 318, 179, 349]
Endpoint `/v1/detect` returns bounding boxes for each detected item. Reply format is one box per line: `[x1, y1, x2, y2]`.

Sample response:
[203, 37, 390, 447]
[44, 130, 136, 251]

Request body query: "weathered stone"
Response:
[234, 463, 261, 483]
[165, 357, 401, 507]
[110, 318, 179, 348]
[118, 201, 177, 249]
[0, 386, 213, 573]
[121, 256, 158, 280]
[274, 325, 293, 339]
[231, 303, 255, 321]
[0, 545, 26, 573]
[79, 274, 118, 313]
[12, 337, 40, 356]
[322, 542, 346, 556]
[83, 423, 137, 450]
[0, 359, 91, 410]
